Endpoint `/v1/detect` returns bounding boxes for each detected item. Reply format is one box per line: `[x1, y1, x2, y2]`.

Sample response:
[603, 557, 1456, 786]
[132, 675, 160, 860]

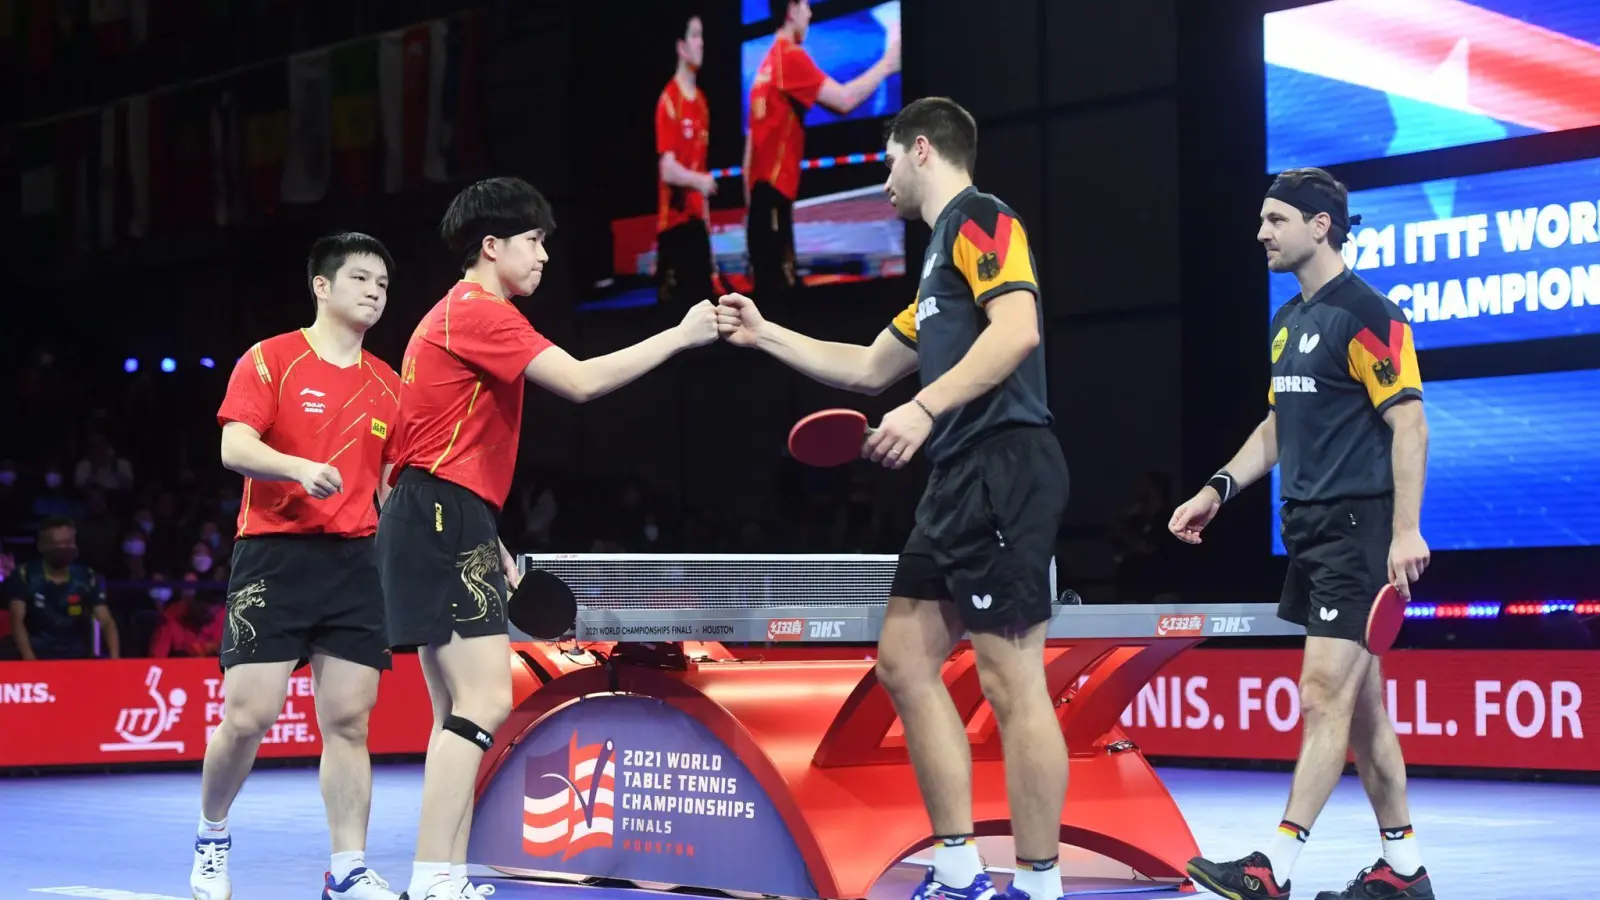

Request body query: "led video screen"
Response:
[1270, 368, 1600, 554]
[1264, 0, 1600, 172]
[741, 2, 901, 131]
[742, 0, 851, 26]
[1265, 155, 1600, 351]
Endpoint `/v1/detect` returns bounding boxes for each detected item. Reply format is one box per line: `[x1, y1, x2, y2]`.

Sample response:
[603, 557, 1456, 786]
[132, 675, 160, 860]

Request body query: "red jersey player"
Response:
[655, 14, 717, 310]
[194, 233, 403, 900]
[744, 0, 899, 296]
[377, 176, 717, 900]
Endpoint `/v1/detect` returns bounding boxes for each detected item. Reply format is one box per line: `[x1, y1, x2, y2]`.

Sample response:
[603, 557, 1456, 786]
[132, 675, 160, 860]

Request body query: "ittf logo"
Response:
[370, 418, 388, 439]
[767, 618, 804, 641]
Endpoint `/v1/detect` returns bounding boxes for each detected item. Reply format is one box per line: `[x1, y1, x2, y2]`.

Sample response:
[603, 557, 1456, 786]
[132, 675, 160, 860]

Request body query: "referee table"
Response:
[466, 554, 1304, 899]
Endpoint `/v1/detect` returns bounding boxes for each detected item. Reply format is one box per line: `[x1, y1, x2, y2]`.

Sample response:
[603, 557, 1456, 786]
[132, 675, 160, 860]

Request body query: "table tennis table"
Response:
[467, 554, 1305, 900]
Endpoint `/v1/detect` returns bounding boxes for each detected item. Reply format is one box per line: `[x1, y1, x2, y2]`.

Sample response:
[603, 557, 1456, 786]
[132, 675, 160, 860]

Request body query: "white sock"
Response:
[932, 836, 985, 889]
[451, 863, 468, 886]
[1012, 860, 1062, 900]
[1380, 825, 1423, 877]
[1263, 820, 1308, 884]
[197, 815, 229, 840]
[331, 851, 365, 883]
[408, 861, 452, 898]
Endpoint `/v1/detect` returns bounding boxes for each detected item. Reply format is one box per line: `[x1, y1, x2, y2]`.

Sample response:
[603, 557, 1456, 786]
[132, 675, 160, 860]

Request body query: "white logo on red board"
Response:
[99, 666, 188, 754]
[767, 618, 803, 640]
[1157, 614, 1204, 638]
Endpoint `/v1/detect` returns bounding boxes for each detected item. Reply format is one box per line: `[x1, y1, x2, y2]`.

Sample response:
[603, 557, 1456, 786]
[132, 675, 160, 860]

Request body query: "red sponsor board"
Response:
[1120, 650, 1598, 771]
[0, 655, 434, 768]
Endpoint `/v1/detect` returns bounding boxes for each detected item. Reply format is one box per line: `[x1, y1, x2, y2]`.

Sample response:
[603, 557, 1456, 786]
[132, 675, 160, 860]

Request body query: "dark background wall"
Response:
[2, 0, 1592, 604]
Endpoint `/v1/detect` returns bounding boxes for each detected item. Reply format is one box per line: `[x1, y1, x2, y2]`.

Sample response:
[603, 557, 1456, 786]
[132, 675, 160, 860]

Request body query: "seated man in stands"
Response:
[4, 517, 121, 660]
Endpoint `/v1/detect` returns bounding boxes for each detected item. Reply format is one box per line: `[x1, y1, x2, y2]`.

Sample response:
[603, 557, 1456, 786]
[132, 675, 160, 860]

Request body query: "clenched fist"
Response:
[297, 461, 344, 500]
[715, 293, 766, 347]
[676, 300, 719, 349]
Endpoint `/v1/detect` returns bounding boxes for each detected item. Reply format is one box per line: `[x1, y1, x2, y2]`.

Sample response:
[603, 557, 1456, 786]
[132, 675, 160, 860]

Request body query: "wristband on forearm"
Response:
[1207, 469, 1238, 504]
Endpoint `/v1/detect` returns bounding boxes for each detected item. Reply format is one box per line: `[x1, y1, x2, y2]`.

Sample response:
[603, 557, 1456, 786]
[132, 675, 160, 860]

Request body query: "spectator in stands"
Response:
[0, 458, 23, 526]
[119, 527, 151, 579]
[149, 573, 225, 658]
[30, 464, 78, 522]
[4, 517, 121, 660]
[188, 541, 222, 584]
[77, 487, 123, 570]
[75, 432, 135, 497]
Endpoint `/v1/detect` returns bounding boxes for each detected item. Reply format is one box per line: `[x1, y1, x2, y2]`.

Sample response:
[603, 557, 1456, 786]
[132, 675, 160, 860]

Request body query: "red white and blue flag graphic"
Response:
[1265, 0, 1600, 170]
[522, 734, 617, 860]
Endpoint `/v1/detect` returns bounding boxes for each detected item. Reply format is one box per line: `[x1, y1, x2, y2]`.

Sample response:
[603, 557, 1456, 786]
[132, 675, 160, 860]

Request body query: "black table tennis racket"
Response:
[508, 567, 578, 641]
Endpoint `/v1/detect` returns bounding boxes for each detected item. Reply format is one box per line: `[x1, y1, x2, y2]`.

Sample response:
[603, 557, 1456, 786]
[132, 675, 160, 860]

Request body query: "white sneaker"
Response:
[190, 836, 232, 900]
[323, 866, 400, 900]
[459, 881, 496, 899]
[399, 880, 458, 900]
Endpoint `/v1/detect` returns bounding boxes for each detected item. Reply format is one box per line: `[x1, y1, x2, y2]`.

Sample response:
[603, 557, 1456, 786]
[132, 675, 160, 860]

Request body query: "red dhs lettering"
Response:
[1272, 375, 1318, 394]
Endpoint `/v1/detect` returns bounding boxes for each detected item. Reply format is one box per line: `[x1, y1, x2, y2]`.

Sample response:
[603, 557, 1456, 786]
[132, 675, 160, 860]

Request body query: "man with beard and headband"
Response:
[195, 232, 403, 900]
[654, 12, 717, 310]
[717, 96, 1070, 900]
[379, 176, 718, 900]
[1171, 167, 1434, 900]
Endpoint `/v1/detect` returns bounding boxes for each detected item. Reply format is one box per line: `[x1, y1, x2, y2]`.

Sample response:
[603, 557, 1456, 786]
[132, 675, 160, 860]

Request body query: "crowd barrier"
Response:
[1, 649, 1594, 772]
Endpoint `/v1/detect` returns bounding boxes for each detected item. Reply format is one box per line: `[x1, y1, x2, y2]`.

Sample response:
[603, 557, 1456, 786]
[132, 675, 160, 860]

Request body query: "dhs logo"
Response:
[1272, 375, 1318, 394]
[807, 620, 844, 639]
[767, 619, 804, 641]
[1207, 616, 1255, 635]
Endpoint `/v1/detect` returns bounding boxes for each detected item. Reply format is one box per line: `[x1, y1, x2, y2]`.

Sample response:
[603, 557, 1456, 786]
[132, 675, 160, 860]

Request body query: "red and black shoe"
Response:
[1314, 860, 1434, 899]
[1187, 851, 1291, 900]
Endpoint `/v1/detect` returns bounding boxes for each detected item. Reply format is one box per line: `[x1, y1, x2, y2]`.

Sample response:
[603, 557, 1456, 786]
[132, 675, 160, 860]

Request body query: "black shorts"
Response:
[657, 220, 714, 309]
[377, 468, 510, 650]
[220, 535, 390, 672]
[891, 426, 1069, 632]
[746, 181, 796, 299]
[1278, 494, 1392, 643]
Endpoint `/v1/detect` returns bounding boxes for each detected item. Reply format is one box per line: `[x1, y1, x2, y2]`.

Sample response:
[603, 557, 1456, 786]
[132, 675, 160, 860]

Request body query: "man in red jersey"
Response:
[744, 0, 899, 297]
[378, 176, 717, 900]
[193, 233, 403, 900]
[656, 13, 717, 310]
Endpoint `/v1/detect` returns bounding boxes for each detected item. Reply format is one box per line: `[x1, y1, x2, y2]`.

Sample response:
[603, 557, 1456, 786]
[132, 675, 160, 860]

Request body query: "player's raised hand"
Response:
[677, 300, 720, 349]
[1168, 489, 1222, 544]
[297, 461, 344, 499]
[716, 293, 766, 347]
[883, 22, 902, 72]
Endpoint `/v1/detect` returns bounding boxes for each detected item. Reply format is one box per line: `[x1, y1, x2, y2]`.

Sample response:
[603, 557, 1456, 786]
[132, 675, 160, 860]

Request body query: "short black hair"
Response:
[439, 177, 558, 271]
[884, 97, 978, 175]
[306, 232, 395, 298]
[768, 0, 794, 23]
[38, 516, 75, 537]
[1269, 167, 1352, 249]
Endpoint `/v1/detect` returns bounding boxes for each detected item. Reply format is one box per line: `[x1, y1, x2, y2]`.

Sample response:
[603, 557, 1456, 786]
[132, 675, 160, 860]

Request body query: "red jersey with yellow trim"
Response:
[747, 34, 825, 201]
[886, 186, 1051, 464]
[390, 281, 553, 511]
[656, 76, 711, 233]
[217, 330, 402, 539]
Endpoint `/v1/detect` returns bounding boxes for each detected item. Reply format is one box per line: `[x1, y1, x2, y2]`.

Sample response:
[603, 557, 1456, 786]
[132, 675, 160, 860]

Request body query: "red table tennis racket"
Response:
[1364, 583, 1409, 654]
[788, 409, 875, 467]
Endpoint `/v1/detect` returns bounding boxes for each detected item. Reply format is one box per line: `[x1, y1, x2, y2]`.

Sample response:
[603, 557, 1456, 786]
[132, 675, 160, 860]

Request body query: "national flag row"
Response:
[10, 9, 486, 256]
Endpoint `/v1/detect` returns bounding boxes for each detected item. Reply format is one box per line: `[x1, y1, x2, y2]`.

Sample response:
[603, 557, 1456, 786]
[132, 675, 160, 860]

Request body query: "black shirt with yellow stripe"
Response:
[888, 186, 1051, 464]
[1268, 269, 1423, 502]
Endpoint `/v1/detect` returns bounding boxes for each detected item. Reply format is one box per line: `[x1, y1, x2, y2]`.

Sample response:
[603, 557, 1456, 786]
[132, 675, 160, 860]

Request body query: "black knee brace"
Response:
[443, 714, 494, 751]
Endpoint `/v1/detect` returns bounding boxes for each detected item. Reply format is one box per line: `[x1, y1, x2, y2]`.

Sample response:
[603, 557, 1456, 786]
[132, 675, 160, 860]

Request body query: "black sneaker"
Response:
[1314, 859, 1435, 899]
[1187, 851, 1292, 900]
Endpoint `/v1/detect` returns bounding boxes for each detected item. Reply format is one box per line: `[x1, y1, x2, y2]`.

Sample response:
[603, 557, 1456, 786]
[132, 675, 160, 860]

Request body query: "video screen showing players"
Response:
[1264, 0, 1600, 172]
[740, 2, 902, 130]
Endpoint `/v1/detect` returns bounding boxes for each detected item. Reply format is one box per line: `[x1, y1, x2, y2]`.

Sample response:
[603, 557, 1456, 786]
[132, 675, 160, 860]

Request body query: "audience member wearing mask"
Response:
[77, 488, 123, 569]
[75, 433, 135, 496]
[149, 573, 225, 658]
[3, 517, 121, 660]
[30, 465, 78, 521]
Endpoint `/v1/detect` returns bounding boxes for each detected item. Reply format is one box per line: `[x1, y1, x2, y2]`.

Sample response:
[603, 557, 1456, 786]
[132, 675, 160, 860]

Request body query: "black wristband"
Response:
[1207, 470, 1237, 504]
[913, 399, 936, 422]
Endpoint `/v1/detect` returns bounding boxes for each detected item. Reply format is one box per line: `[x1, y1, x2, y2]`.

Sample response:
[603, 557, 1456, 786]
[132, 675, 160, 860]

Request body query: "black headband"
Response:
[1266, 181, 1362, 234]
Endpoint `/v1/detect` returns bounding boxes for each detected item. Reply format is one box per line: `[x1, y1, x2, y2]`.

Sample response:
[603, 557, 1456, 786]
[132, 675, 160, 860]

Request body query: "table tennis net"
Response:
[517, 553, 1057, 611]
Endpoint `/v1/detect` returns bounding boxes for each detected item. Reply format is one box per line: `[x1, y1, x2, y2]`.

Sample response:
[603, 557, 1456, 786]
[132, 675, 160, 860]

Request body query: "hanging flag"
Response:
[330, 37, 379, 199]
[281, 48, 331, 204]
[88, 0, 129, 57]
[377, 25, 431, 194]
[91, 103, 119, 248]
[238, 60, 288, 217]
[156, 86, 215, 233]
[210, 85, 243, 226]
[423, 10, 485, 184]
[54, 114, 92, 256]
[124, 92, 149, 239]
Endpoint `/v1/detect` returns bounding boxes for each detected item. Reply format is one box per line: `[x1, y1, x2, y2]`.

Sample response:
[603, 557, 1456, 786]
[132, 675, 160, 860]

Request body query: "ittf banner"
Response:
[0, 655, 434, 767]
[1120, 649, 1597, 771]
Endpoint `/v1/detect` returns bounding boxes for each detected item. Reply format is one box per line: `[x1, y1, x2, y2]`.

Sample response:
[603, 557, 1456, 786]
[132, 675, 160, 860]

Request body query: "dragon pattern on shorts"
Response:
[226, 579, 267, 655]
[454, 541, 503, 623]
